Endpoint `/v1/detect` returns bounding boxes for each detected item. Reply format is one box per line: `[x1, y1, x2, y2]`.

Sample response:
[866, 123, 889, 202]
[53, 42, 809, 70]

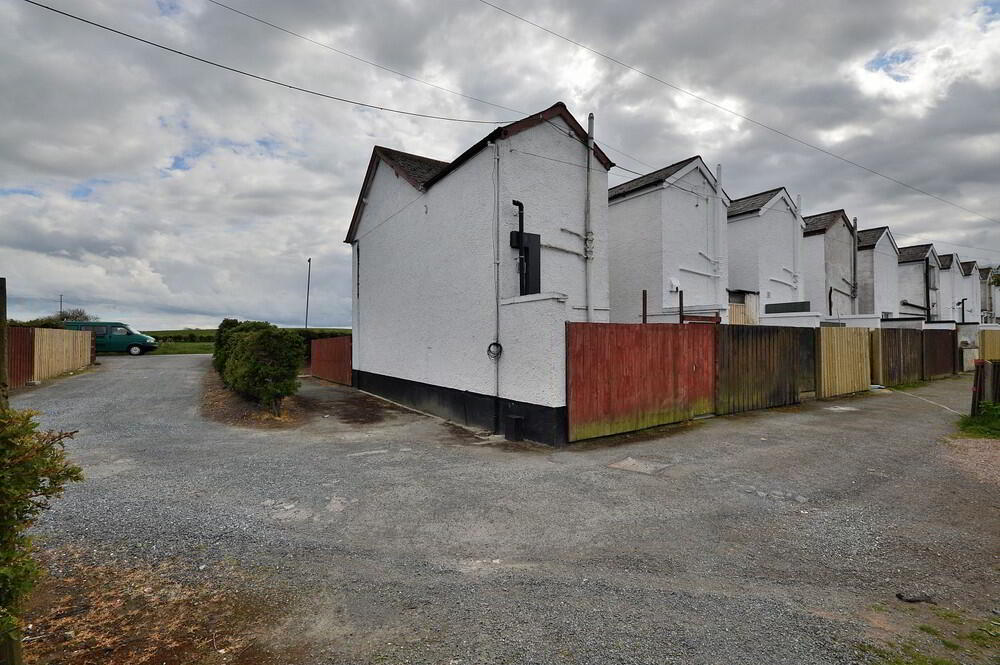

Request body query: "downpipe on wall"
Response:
[490, 141, 502, 434]
[583, 113, 594, 322]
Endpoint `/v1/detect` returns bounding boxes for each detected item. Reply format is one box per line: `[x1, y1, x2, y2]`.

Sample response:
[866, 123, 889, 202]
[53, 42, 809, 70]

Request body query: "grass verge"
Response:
[958, 402, 1000, 438]
[149, 341, 215, 355]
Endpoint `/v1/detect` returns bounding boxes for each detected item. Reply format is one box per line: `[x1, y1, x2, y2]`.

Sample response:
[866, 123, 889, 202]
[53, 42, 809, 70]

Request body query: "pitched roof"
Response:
[726, 187, 786, 218]
[898, 244, 933, 263]
[345, 102, 614, 243]
[980, 266, 995, 279]
[608, 156, 700, 200]
[960, 260, 977, 276]
[802, 209, 851, 236]
[372, 146, 449, 190]
[938, 253, 955, 270]
[856, 226, 888, 249]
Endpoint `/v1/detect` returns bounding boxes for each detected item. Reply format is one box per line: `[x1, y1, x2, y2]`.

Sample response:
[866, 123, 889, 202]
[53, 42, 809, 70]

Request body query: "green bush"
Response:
[0, 407, 82, 643]
[213, 319, 271, 376]
[222, 327, 304, 414]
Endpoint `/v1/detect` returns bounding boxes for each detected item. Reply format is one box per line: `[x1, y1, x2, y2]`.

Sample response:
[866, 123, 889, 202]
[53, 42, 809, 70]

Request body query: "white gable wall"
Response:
[825, 219, 856, 318]
[352, 117, 607, 409]
[660, 166, 729, 319]
[801, 234, 825, 314]
[960, 269, 981, 323]
[858, 233, 899, 317]
[608, 187, 663, 322]
[899, 261, 933, 318]
[938, 262, 960, 320]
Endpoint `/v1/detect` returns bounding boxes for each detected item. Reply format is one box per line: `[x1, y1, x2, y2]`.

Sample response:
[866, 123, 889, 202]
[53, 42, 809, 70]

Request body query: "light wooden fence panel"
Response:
[817, 327, 870, 398]
[981, 330, 1000, 361]
[32, 328, 92, 381]
[728, 304, 758, 325]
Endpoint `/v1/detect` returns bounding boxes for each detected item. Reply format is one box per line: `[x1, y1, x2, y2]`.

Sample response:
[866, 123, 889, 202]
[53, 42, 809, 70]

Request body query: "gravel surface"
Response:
[14, 356, 998, 664]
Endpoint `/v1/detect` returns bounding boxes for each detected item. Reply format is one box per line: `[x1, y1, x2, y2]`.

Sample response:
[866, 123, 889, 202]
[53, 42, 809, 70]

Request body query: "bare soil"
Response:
[200, 368, 309, 429]
[22, 549, 308, 665]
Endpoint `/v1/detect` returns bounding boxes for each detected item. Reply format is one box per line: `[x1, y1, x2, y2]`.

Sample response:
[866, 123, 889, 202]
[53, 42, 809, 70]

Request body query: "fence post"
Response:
[1, 277, 7, 408]
[971, 359, 985, 416]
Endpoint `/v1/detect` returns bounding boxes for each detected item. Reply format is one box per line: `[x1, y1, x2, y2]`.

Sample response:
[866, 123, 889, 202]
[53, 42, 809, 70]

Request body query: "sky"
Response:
[2, 0, 999, 329]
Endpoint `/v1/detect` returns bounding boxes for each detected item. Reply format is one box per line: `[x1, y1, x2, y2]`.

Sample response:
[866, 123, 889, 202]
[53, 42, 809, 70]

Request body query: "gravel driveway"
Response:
[14, 355, 998, 664]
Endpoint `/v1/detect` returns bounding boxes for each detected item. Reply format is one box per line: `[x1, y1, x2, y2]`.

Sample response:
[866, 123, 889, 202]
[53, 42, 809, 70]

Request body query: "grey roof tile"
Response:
[727, 187, 785, 218]
[608, 156, 700, 200]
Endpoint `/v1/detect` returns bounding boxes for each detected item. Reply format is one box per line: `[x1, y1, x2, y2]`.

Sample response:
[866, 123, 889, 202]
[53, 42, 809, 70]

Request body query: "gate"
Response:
[566, 323, 715, 442]
[871, 328, 922, 387]
[311, 336, 353, 385]
[817, 327, 870, 397]
[922, 329, 957, 379]
[716, 325, 800, 415]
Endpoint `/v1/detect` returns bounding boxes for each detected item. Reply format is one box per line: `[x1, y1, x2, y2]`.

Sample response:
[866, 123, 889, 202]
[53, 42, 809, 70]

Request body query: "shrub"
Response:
[0, 408, 82, 647]
[213, 320, 271, 377]
[222, 327, 304, 414]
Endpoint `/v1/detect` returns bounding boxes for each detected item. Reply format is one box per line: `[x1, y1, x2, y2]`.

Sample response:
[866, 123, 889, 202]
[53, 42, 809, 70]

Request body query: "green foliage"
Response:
[0, 408, 82, 638]
[59, 308, 97, 322]
[149, 341, 215, 355]
[959, 401, 1000, 438]
[213, 319, 248, 374]
[7, 317, 64, 329]
[292, 328, 350, 362]
[221, 327, 303, 414]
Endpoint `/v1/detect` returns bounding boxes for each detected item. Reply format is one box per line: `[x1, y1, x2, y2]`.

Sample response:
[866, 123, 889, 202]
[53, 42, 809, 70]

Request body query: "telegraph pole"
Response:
[59, 294, 63, 319]
[304, 258, 312, 330]
[1, 278, 8, 408]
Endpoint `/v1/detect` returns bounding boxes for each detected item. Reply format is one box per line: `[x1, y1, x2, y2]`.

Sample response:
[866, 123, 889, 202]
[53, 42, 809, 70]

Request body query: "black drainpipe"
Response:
[924, 257, 932, 322]
[512, 200, 525, 296]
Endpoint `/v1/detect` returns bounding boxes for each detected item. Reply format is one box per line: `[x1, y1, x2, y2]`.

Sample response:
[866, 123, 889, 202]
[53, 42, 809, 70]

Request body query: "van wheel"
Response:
[127, 345, 142, 356]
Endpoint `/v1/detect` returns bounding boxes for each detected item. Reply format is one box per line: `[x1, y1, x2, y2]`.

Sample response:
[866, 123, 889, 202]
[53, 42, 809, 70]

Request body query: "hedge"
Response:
[221, 327, 304, 414]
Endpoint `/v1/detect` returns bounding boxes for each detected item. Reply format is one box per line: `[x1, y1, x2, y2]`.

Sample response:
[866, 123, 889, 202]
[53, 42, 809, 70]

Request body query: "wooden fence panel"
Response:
[310, 336, 352, 385]
[728, 304, 757, 325]
[922, 329, 957, 380]
[817, 327, 870, 397]
[981, 330, 1000, 361]
[567, 323, 716, 442]
[872, 328, 922, 386]
[717, 325, 799, 414]
[32, 328, 92, 382]
[7, 327, 35, 389]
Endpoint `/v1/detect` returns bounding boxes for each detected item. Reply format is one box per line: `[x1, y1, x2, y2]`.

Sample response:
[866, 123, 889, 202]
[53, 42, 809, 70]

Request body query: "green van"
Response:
[64, 321, 159, 355]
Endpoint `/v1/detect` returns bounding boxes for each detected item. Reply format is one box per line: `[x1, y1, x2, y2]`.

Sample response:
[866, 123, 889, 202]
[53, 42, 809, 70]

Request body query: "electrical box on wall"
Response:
[510, 231, 541, 296]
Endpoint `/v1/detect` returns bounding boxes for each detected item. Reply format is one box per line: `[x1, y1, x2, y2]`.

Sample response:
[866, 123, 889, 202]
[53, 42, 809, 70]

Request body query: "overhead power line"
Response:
[477, 0, 1000, 226]
[205, 0, 656, 173]
[21, 0, 513, 124]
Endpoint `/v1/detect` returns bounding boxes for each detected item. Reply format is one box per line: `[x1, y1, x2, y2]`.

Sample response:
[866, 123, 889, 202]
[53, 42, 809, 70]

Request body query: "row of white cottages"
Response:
[343, 103, 998, 442]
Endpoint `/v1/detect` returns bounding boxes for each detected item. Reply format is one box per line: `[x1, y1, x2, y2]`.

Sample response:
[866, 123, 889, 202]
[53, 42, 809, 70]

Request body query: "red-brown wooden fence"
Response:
[566, 323, 716, 442]
[7, 326, 35, 389]
[311, 336, 353, 386]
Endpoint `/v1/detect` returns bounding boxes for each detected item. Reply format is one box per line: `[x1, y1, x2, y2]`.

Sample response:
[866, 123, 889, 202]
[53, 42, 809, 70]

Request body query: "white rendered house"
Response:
[897, 244, 942, 321]
[855, 226, 900, 318]
[607, 156, 730, 323]
[726, 187, 807, 322]
[344, 102, 613, 444]
[801, 210, 859, 318]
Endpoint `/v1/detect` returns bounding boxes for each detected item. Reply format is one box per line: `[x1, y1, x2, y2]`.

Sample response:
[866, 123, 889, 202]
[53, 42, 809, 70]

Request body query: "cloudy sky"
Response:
[2, 0, 999, 328]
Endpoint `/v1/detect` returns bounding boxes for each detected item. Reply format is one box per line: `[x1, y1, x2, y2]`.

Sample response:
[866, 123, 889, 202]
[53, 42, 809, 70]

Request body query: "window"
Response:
[92, 326, 108, 337]
[881, 312, 892, 320]
[111, 327, 128, 336]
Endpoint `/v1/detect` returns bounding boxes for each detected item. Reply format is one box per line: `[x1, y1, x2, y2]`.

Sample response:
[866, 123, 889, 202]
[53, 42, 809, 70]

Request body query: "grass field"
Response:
[149, 342, 215, 355]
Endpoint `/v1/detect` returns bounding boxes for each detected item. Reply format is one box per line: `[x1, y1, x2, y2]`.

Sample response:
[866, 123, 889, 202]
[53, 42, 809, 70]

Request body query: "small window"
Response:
[92, 326, 108, 336]
[728, 292, 746, 304]
[881, 312, 892, 319]
[111, 326, 128, 336]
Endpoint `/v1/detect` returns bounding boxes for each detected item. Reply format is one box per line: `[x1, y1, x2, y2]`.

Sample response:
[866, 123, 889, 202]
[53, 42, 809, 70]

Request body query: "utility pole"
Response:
[1, 277, 8, 408]
[304, 258, 312, 330]
[59, 294, 63, 319]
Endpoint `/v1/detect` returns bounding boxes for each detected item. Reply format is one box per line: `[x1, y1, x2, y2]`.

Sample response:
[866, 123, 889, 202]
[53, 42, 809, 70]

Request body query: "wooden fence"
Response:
[728, 304, 757, 326]
[922, 329, 957, 380]
[981, 330, 1000, 361]
[7, 327, 35, 389]
[817, 327, 870, 398]
[566, 323, 716, 442]
[870, 328, 922, 387]
[310, 336, 353, 386]
[5, 327, 92, 387]
[717, 325, 799, 414]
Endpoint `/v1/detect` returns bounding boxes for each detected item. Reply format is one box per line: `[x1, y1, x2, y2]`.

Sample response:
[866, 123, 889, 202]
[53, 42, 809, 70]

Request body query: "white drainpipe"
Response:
[584, 113, 595, 322]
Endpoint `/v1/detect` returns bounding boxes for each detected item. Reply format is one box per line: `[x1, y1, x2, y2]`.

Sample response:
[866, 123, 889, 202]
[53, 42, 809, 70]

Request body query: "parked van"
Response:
[64, 321, 159, 355]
